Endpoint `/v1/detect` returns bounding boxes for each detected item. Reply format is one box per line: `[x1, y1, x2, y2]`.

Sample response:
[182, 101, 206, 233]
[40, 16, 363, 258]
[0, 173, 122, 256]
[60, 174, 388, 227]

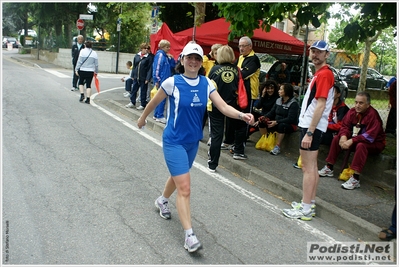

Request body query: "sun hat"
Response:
[310, 40, 330, 52]
[182, 42, 203, 57]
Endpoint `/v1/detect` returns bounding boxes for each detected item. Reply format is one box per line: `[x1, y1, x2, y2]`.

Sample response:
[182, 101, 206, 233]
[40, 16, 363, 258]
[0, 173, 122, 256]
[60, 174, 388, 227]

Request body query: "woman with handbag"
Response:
[250, 80, 279, 136]
[75, 41, 99, 104]
[207, 45, 250, 172]
[260, 83, 299, 155]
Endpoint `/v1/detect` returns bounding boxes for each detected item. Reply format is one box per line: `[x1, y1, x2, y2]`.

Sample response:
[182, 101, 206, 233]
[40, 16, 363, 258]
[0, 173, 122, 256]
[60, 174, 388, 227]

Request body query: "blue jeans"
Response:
[154, 98, 166, 119]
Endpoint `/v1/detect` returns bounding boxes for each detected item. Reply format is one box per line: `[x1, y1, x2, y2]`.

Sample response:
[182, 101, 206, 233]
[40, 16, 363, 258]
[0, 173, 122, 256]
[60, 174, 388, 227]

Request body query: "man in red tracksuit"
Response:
[318, 91, 386, 190]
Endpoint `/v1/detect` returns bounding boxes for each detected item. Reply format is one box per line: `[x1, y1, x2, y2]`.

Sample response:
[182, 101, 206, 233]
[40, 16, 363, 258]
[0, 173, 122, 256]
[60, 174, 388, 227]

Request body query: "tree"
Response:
[157, 3, 219, 33]
[105, 2, 152, 53]
[374, 27, 397, 75]
[2, 2, 34, 45]
[215, 3, 332, 40]
[334, 3, 396, 91]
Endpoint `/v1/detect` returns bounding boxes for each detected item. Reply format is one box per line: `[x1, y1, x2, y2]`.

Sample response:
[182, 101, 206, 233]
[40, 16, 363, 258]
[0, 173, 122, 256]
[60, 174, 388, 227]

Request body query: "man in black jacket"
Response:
[71, 35, 85, 91]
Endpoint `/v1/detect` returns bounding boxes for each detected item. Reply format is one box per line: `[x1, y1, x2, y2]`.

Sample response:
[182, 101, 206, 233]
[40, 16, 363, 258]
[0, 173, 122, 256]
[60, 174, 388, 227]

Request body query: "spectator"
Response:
[137, 42, 254, 253]
[146, 45, 155, 102]
[321, 85, 350, 145]
[274, 62, 291, 85]
[260, 83, 299, 155]
[202, 43, 222, 76]
[385, 80, 396, 136]
[71, 35, 85, 91]
[386, 76, 396, 89]
[75, 41, 98, 104]
[250, 80, 279, 135]
[152, 40, 176, 124]
[379, 184, 396, 241]
[223, 36, 260, 151]
[282, 40, 335, 221]
[293, 84, 349, 168]
[202, 43, 223, 146]
[208, 45, 250, 170]
[126, 43, 153, 110]
[318, 91, 386, 190]
[121, 61, 133, 98]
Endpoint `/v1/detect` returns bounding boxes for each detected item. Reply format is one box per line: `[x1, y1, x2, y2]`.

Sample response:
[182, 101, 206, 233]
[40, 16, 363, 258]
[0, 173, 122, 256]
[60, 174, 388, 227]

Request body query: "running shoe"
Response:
[155, 196, 171, 220]
[184, 233, 202, 253]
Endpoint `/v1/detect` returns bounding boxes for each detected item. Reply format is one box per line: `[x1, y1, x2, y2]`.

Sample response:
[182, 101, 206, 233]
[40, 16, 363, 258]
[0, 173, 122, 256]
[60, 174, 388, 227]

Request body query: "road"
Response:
[2, 50, 395, 265]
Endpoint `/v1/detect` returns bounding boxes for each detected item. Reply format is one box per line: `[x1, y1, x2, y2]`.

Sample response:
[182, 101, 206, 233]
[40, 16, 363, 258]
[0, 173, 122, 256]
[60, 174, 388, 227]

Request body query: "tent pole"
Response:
[299, 25, 309, 105]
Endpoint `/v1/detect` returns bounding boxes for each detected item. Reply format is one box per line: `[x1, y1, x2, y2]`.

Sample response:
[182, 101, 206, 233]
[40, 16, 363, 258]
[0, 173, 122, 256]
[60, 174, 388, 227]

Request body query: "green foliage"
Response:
[157, 3, 219, 33]
[329, 3, 397, 76]
[215, 3, 332, 41]
[335, 3, 397, 50]
[106, 2, 152, 53]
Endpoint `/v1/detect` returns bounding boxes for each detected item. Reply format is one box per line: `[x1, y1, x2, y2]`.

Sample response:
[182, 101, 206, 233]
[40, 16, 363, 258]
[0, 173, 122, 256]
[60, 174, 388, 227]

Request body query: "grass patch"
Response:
[383, 135, 397, 157]
[345, 97, 389, 109]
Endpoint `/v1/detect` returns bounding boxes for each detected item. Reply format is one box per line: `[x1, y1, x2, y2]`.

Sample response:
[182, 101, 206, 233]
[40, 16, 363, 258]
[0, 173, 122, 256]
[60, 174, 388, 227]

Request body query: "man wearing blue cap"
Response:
[282, 40, 335, 221]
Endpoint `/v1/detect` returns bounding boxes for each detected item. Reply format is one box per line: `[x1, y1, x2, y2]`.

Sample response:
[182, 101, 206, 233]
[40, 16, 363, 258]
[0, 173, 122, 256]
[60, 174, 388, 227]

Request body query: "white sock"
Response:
[302, 203, 312, 213]
[185, 228, 193, 239]
[311, 200, 316, 205]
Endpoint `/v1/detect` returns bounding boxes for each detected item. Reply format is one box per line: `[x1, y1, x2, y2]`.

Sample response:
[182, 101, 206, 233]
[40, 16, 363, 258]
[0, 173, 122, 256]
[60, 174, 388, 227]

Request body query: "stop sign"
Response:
[76, 19, 84, 30]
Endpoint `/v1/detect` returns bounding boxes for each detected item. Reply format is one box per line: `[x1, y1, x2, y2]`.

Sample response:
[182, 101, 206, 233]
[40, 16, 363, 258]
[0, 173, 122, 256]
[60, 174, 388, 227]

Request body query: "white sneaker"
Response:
[184, 234, 202, 253]
[341, 176, 360, 190]
[136, 105, 145, 110]
[156, 117, 167, 124]
[123, 92, 131, 98]
[318, 165, 334, 177]
[125, 102, 135, 108]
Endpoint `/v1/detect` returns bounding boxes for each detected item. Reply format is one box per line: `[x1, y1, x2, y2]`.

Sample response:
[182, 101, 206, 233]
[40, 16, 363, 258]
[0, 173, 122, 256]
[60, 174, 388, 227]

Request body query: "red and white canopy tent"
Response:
[150, 18, 308, 58]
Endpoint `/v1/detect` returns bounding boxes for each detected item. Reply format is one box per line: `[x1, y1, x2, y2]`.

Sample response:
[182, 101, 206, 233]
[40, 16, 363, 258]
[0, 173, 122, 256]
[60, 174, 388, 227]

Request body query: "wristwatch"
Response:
[306, 131, 313, 137]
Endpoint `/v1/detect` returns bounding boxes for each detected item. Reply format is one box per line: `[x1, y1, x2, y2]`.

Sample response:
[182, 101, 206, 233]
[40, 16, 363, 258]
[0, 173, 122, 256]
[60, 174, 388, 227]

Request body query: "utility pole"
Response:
[116, 5, 122, 74]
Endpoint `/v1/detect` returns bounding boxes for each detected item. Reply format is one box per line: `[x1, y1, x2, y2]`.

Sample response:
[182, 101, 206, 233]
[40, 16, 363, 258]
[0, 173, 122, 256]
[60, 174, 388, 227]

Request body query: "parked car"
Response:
[266, 54, 313, 86]
[2, 37, 20, 48]
[309, 63, 348, 100]
[339, 65, 388, 90]
[259, 69, 267, 83]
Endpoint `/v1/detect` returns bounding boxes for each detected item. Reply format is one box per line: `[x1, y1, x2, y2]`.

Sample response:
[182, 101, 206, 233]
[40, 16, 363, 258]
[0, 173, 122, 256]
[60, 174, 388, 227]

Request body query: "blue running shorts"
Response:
[163, 141, 199, 176]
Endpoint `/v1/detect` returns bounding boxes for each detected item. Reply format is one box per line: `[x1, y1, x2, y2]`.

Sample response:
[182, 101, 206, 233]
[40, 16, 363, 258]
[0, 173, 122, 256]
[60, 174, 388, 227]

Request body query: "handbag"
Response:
[237, 68, 248, 110]
[255, 134, 267, 150]
[264, 132, 277, 152]
[93, 73, 100, 93]
[338, 164, 355, 181]
[150, 85, 158, 100]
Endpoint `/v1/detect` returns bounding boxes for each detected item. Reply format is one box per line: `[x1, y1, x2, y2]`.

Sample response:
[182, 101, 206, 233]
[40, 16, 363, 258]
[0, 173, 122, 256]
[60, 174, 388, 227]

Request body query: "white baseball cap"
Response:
[182, 42, 203, 57]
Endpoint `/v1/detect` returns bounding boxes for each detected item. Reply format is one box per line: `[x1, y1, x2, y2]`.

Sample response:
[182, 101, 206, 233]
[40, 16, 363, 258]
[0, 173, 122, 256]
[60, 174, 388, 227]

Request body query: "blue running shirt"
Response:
[161, 74, 216, 144]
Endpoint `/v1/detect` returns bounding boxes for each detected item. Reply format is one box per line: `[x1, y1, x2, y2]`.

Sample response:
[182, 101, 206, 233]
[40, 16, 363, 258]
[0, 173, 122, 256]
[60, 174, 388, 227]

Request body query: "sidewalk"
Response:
[9, 53, 396, 243]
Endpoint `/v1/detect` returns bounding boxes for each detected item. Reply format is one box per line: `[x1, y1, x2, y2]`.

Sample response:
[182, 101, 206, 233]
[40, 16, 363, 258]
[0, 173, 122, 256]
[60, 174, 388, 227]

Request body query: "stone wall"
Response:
[30, 48, 132, 74]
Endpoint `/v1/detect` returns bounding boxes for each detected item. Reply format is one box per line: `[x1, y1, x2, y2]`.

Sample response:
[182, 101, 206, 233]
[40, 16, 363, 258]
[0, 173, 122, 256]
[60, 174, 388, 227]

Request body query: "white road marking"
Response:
[42, 69, 70, 78]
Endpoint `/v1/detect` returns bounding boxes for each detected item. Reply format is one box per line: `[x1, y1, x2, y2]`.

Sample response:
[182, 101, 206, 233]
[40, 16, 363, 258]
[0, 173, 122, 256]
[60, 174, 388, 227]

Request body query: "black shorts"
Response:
[78, 70, 94, 88]
[299, 127, 323, 151]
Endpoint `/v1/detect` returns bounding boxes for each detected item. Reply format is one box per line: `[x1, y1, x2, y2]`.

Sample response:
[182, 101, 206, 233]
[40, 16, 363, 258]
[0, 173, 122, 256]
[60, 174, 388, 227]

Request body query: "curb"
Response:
[96, 98, 388, 243]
